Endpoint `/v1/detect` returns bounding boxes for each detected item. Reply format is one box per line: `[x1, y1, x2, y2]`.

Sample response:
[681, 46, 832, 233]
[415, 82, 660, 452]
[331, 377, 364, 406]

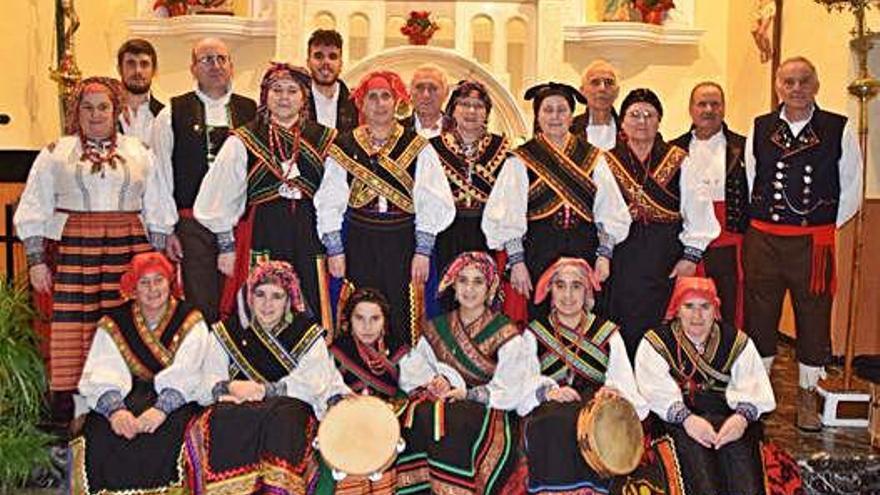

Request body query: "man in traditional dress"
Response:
[306, 29, 359, 132]
[116, 38, 163, 146]
[671, 82, 749, 328]
[400, 65, 450, 138]
[744, 56, 862, 431]
[314, 71, 455, 346]
[152, 37, 257, 323]
[571, 59, 621, 151]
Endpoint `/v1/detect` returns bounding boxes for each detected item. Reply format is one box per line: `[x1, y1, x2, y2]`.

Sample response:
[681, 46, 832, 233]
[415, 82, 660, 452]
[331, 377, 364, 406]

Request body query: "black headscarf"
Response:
[620, 88, 663, 120]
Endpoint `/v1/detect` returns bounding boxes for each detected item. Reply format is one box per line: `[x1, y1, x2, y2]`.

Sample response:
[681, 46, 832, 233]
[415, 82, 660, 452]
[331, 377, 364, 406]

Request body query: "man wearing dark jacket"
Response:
[570, 59, 620, 150]
[306, 29, 358, 131]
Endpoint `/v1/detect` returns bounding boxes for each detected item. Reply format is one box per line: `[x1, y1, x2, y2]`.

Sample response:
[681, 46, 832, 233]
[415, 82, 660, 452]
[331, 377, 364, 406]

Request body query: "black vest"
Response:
[749, 107, 845, 226]
[429, 132, 508, 211]
[607, 138, 686, 224]
[170, 92, 256, 208]
[307, 80, 359, 132]
[671, 125, 749, 233]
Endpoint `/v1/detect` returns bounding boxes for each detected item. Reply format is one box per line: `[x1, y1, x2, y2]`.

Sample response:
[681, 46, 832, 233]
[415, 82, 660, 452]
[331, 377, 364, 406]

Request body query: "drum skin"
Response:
[317, 395, 401, 476]
[576, 394, 644, 477]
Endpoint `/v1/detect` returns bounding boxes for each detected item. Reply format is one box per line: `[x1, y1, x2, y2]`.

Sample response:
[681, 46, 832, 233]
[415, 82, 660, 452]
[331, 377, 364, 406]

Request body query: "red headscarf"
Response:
[119, 252, 178, 300]
[350, 71, 409, 112]
[258, 62, 312, 118]
[246, 260, 306, 315]
[65, 77, 124, 137]
[664, 276, 721, 321]
[438, 251, 501, 307]
[533, 257, 601, 305]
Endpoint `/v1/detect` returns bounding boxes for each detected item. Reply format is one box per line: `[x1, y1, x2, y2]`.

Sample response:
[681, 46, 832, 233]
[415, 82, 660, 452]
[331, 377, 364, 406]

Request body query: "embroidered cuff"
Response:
[596, 223, 614, 260]
[504, 238, 525, 266]
[735, 402, 760, 423]
[264, 381, 287, 398]
[23, 236, 45, 267]
[149, 231, 167, 251]
[682, 246, 704, 264]
[216, 230, 235, 254]
[211, 380, 231, 402]
[154, 388, 186, 415]
[95, 390, 126, 418]
[322, 231, 344, 257]
[466, 386, 490, 404]
[414, 230, 436, 257]
[667, 401, 692, 424]
[536, 383, 557, 403]
[327, 393, 345, 408]
[596, 245, 614, 260]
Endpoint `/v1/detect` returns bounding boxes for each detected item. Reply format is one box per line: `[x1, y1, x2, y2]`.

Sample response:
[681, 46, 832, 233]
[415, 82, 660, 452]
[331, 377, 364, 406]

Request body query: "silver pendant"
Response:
[278, 182, 301, 200]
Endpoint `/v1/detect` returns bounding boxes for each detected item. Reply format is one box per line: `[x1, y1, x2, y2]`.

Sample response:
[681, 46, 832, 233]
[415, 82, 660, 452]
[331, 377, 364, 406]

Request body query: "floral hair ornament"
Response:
[664, 276, 721, 322]
[533, 257, 601, 305]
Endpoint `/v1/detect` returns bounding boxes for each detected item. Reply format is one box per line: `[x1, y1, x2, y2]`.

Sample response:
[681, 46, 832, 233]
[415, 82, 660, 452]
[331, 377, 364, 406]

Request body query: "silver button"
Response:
[804, 176, 812, 184]
[803, 198, 810, 205]
[773, 181, 783, 190]
[774, 193, 782, 200]
[776, 172, 784, 180]
[804, 186, 811, 194]
[777, 162, 786, 170]
[805, 165, 813, 173]
[771, 213, 780, 221]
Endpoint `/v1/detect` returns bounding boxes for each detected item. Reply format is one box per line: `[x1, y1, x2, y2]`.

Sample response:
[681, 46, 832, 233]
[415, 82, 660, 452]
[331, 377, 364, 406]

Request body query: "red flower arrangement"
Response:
[631, 0, 675, 25]
[400, 11, 439, 45]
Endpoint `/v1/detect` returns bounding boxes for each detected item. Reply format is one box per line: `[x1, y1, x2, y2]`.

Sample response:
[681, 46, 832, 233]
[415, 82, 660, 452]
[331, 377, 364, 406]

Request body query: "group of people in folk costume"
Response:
[16, 26, 861, 495]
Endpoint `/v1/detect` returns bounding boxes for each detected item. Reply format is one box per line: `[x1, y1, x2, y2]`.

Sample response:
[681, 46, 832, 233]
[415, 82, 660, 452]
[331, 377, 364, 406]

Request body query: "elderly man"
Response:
[571, 59, 621, 150]
[744, 56, 862, 431]
[116, 38, 163, 145]
[306, 29, 358, 131]
[401, 64, 450, 138]
[152, 37, 257, 323]
[314, 71, 455, 346]
[671, 82, 749, 329]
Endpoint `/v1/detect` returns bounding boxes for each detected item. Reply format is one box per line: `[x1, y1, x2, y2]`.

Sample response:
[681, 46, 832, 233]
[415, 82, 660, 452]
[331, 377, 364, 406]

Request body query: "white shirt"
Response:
[585, 115, 617, 151]
[151, 87, 235, 201]
[119, 95, 158, 147]
[635, 333, 776, 421]
[414, 113, 443, 139]
[312, 81, 340, 129]
[481, 153, 632, 251]
[689, 129, 728, 202]
[744, 104, 863, 227]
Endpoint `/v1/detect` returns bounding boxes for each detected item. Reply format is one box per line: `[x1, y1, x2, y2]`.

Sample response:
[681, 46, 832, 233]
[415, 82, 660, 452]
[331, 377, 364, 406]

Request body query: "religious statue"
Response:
[603, 0, 637, 21]
[50, 0, 82, 128]
[752, 0, 776, 63]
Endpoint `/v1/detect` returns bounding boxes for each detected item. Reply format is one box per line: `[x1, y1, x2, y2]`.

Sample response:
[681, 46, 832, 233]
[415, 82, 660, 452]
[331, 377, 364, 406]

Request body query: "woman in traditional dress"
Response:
[603, 89, 720, 355]
[184, 260, 349, 494]
[70, 252, 209, 494]
[482, 82, 631, 322]
[520, 257, 647, 495]
[319, 288, 410, 495]
[314, 70, 455, 346]
[634, 276, 776, 495]
[15, 77, 177, 419]
[194, 63, 337, 322]
[396, 251, 529, 494]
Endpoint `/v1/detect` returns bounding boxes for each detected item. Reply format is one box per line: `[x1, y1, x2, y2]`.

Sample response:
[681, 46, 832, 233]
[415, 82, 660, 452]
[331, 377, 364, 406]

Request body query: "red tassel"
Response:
[219, 208, 257, 319]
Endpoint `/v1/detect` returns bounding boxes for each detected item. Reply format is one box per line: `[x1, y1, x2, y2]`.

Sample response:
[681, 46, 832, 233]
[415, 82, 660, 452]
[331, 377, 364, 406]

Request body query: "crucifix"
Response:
[751, 0, 784, 109]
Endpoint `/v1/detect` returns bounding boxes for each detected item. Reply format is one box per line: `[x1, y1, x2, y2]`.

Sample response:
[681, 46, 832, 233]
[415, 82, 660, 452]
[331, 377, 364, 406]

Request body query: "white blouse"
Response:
[516, 330, 649, 420]
[678, 153, 723, 251]
[313, 140, 456, 239]
[200, 330, 351, 419]
[14, 135, 177, 240]
[634, 336, 776, 421]
[399, 334, 535, 411]
[78, 316, 212, 410]
[481, 153, 632, 253]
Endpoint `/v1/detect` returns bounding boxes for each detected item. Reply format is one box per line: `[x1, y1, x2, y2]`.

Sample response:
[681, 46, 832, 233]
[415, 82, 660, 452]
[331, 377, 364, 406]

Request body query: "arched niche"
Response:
[344, 46, 528, 140]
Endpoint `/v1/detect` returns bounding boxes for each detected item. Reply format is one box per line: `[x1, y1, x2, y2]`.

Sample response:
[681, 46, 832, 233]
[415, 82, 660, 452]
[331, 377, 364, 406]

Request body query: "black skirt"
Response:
[183, 396, 318, 494]
[69, 380, 198, 494]
[397, 399, 518, 494]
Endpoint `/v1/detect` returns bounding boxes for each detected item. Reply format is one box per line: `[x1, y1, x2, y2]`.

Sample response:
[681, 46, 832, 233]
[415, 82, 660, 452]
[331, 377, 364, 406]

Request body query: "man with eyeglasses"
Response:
[116, 39, 163, 146]
[743, 56, 862, 431]
[152, 37, 257, 323]
[306, 29, 358, 131]
[670, 82, 748, 332]
[571, 59, 621, 151]
[401, 65, 450, 138]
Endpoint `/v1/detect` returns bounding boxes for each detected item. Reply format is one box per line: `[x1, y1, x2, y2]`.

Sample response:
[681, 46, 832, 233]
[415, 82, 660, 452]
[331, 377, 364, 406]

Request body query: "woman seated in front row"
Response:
[72, 252, 210, 495]
[397, 251, 530, 494]
[634, 276, 775, 495]
[519, 257, 647, 495]
[185, 260, 349, 494]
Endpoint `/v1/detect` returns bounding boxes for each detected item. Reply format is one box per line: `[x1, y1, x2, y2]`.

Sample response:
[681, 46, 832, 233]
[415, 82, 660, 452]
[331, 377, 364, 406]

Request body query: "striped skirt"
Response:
[50, 211, 151, 391]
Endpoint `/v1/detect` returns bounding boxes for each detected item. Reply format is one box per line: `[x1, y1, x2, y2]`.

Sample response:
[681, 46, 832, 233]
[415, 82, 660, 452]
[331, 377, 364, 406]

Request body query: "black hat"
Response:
[620, 88, 663, 120]
[524, 82, 587, 116]
[444, 80, 493, 119]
